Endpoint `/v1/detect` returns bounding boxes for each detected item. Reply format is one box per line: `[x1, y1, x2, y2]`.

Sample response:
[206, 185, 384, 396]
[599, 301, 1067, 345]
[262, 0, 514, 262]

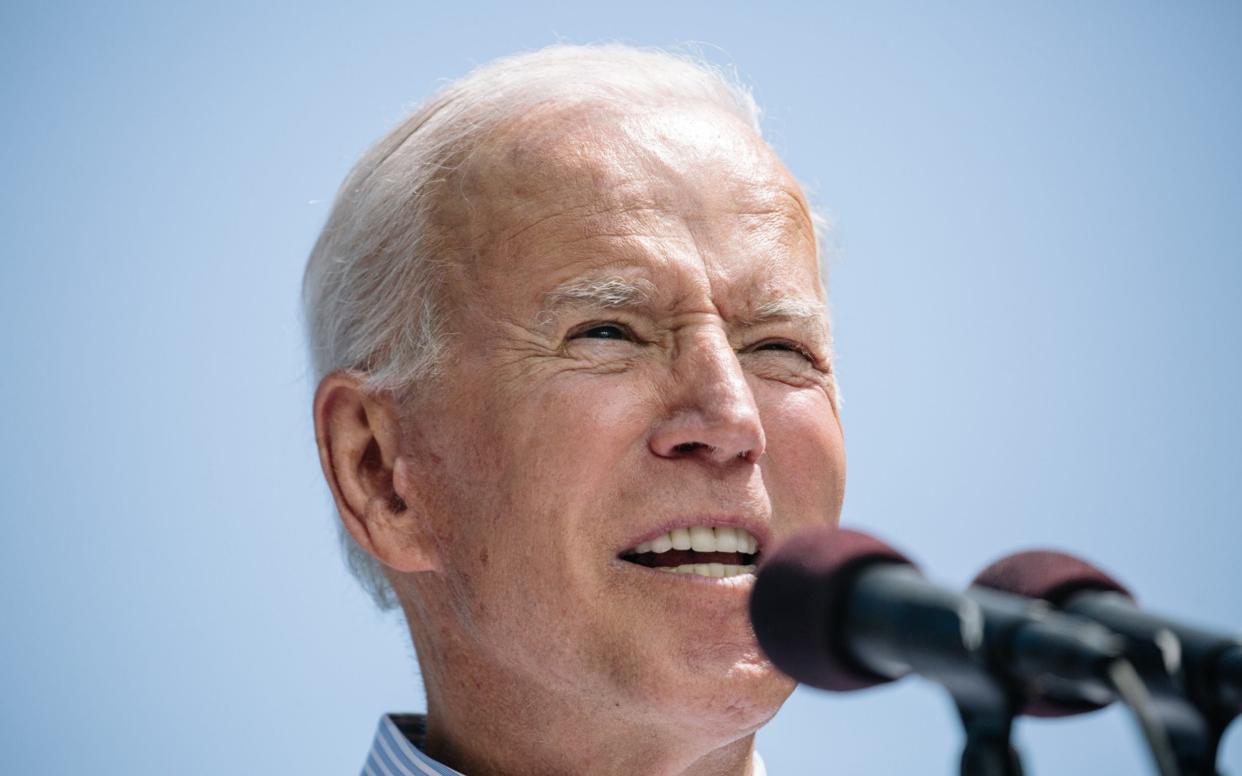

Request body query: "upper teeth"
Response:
[631, 526, 759, 555]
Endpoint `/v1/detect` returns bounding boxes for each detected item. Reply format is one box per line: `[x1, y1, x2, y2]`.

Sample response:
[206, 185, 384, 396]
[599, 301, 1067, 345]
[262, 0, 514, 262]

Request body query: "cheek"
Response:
[500, 371, 655, 482]
[432, 373, 661, 669]
[442, 371, 654, 574]
[757, 386, 846, 527]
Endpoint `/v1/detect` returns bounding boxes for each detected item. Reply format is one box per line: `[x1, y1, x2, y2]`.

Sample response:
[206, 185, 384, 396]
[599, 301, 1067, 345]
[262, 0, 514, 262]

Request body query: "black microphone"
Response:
[751, 527, 1183, 776]
[749, 526, 1124, 707]
[974, 550, 1241, 775]
[972, 550, 1242, 717]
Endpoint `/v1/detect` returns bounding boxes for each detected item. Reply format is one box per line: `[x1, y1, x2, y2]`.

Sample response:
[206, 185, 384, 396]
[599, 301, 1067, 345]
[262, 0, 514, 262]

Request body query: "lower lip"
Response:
[614, 559, 757, 589]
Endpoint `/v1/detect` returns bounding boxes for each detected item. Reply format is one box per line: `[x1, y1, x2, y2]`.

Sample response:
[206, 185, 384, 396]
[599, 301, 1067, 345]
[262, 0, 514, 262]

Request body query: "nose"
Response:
[648, 329, 766, 466]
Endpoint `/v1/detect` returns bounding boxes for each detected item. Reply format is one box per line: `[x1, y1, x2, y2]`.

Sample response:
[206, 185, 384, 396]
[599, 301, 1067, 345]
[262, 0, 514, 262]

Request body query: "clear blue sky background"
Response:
[2, 2, 1239, 774]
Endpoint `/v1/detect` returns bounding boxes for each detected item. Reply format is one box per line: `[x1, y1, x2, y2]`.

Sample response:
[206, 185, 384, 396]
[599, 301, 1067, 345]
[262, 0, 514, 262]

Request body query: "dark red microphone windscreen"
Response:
[749, 525, 909, 692]
[971, 549, 1132, 717]
[972, 549, 1131, 606]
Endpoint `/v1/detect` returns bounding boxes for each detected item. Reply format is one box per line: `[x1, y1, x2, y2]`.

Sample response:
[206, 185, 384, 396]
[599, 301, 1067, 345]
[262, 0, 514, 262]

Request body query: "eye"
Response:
[570, 322, 636, 341]
[750, 339, 813, 360]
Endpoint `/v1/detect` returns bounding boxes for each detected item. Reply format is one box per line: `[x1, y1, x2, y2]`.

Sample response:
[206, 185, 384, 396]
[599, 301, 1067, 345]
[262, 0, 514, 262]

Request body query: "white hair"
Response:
[303, 44, 811, 610]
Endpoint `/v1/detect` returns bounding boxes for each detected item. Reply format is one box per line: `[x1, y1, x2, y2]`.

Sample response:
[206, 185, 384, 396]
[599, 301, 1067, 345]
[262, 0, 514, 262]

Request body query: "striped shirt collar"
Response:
[363, 715, 463, 776]
[361, 714, 767, 776]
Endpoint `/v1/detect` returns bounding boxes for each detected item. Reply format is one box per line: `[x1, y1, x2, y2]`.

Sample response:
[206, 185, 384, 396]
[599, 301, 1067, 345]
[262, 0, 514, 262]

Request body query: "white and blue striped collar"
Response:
[362, 715, 463, 776]
[361, 713, 767, 776]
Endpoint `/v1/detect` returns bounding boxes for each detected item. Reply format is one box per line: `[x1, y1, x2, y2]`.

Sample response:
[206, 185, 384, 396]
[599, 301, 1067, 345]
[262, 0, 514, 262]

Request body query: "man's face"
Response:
[403, 103, 846, 738]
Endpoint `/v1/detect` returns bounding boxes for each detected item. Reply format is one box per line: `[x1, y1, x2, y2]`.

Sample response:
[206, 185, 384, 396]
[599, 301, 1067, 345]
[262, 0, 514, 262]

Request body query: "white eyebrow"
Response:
[535, 275, 657, 327]
[536, 274, 831, 343]
[747, 296, 827, 326]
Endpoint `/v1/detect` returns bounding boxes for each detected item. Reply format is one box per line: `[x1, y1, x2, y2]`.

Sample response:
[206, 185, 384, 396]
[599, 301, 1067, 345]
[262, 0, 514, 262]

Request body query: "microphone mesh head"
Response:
[749, 525, 911, 692]
[972, 549, 1131, 606]
[972, 549, 1133, 717]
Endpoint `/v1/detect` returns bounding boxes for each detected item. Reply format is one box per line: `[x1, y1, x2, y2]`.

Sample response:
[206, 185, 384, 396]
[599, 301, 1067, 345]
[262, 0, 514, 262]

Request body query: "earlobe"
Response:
[312, 370, 439, 574]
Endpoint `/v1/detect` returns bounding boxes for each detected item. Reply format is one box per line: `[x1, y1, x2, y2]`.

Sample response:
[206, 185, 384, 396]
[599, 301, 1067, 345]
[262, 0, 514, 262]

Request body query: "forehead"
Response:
[444, 101, 821, 316]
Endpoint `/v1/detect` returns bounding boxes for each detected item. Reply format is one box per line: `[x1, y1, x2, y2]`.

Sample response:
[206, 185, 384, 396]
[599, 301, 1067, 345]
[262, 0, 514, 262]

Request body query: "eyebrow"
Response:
[535, 273, 831, 340]
[744, 297, 828, 327]
[535, 275, 657, 328]
[743, 296, 835, 352]
[543, 275, 656, 310]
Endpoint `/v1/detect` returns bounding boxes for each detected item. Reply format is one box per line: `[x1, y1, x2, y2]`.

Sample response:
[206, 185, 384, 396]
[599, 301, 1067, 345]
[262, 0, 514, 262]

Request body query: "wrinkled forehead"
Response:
[446, 101, 815, 262]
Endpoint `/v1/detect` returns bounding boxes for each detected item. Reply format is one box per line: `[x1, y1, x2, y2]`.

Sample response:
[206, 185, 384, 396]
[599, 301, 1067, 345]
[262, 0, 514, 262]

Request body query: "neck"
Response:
[403, 601, 764, 776]
[423, 688, 759, 776]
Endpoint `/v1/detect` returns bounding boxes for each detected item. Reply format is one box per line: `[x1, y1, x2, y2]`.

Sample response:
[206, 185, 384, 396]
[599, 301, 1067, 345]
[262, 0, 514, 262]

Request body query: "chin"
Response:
[720, 652, 798, 724]
[640, 645, 797, 741]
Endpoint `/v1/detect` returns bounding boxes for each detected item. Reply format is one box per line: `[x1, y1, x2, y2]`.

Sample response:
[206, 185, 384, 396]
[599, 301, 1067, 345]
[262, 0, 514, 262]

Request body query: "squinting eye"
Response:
[572, 323, 633, 341]
[752, 340, 813, 360]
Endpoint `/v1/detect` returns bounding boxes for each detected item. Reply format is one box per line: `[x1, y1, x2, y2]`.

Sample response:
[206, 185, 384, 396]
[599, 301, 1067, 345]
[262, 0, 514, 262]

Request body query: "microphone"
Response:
[972, 550, 1242, 717]
[974, 550, 1242, 775]
[752, 527, 1182, 776]
[749, 526, 1124, 707]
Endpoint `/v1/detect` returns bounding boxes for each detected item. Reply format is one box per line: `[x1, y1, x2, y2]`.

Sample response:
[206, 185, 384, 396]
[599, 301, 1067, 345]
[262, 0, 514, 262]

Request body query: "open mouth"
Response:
[619, 526, 760, 578]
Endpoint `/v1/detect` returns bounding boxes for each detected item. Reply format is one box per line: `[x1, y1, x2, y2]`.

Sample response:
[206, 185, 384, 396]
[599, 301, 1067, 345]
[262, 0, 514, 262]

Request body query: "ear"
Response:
[312, 370, 438, 573]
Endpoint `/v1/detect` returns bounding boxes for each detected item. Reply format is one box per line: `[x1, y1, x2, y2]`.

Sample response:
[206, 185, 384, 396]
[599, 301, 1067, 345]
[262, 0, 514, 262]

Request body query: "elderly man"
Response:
[305, 44, 846, 776]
